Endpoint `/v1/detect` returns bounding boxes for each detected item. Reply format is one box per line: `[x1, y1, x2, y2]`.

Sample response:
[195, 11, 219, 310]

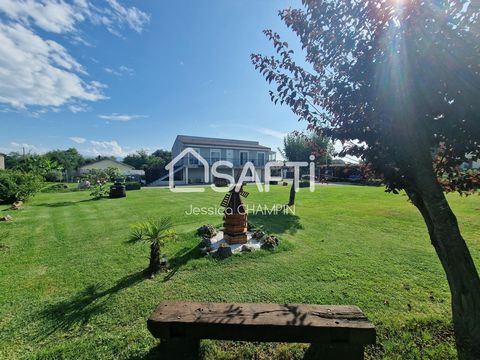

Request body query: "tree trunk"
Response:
[288, 182, 296, 206]
[407, 173, 480, 359]
[149, 242, 161, 275]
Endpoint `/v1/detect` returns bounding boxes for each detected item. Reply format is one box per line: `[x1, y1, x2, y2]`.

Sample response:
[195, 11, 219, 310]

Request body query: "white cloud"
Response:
[0, 0, 150, 35]
[89, 139, 126, 157]
[118, 65, 134, 75]
[104, 0, 150, 33]
[69, 136, 86, 144]
[98, 113, 148, 122]
[104, 65, 134, 76]
[0, 0, 149, 110]
[0, 23, 106, 108]
[104, 67, 120, 75]
[0, 0, 81, 34]
[10, 141, 46, 153]
[257, 128, 287, 140]
[68, 104, 89, 113]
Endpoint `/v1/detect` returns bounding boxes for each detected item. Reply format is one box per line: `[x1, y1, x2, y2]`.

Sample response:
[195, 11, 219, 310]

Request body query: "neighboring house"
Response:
[0, 153, 5, 170]
[150, 135, 276, 185]
[78, 159, 145, 177]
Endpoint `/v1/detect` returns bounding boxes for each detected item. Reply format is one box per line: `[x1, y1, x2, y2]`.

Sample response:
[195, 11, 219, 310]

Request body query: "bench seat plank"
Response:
[148, 301, 375, 345]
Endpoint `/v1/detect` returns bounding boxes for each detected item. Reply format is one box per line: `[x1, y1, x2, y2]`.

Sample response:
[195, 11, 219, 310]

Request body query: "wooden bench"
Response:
[147, 301, 376, 359]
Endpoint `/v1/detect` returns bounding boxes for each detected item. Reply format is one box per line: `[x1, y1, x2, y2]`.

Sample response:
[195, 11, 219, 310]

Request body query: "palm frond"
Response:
[128, 217, 175, 245]
[128, 223, 145, 243]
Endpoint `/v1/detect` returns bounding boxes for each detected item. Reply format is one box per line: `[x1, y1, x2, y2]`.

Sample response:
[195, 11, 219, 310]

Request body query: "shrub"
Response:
[90, 182, 109, 200]
[125, 181, 141, 191]
[0, 170, 44, 203]
[41, 183, 70, 193]
[44, 170, 63, 182]
[299, 180, 310, 188]
[214, 178, 228, 187]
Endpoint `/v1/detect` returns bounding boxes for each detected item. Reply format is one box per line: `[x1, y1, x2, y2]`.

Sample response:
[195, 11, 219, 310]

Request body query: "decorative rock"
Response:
[261, 236, 279, 250]
[201, 236, 212, 247]
[0, 215, 13, 222]
[252, 229, 265, 240]
[214, 244, 232, 259]
[241, 245, 253, 252]
[159, 257, 169, 268]
[200, 246, 213, 256]
[197, 224, 217, 238]
[10, 201, 23, 210]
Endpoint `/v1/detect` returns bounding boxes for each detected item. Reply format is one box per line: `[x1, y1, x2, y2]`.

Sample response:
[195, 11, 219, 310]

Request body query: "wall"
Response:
[0, 154, 5, 170]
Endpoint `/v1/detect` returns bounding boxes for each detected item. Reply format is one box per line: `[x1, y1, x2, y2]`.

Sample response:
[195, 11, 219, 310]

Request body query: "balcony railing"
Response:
[174, 157, 272, 168]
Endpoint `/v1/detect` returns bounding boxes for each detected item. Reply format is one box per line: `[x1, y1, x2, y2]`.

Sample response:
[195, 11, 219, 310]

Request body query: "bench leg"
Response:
[157, 338, 200, 360]
[305, 343, 364, 360]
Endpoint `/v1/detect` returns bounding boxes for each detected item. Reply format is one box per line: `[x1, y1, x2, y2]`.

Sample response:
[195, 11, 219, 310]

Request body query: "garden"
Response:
[1, 184, 479, 359]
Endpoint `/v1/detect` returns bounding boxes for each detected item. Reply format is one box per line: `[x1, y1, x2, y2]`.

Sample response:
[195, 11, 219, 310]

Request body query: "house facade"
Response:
[78, 159, 145, 177]
[150, 135, 276, 185]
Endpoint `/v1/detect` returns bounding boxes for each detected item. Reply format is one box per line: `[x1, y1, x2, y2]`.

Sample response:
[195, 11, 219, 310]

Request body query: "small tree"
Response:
[252, 0, 480, 358]
[281, 132, 332, 205]
[84, 169, 110, 199]
[129, 218, 176, 276]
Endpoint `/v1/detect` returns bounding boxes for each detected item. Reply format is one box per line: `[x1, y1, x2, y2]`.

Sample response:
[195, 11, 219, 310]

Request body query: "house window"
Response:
[240, 151, 248, 165]
[226, 149, 234, 162]
[189, 148, 200, 165]
[210, 149, 221, 164]
[257, 152, 265, 166]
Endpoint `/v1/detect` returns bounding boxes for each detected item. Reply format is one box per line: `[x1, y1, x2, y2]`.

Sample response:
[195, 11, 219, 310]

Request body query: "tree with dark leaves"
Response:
[252, 0, 479, 358]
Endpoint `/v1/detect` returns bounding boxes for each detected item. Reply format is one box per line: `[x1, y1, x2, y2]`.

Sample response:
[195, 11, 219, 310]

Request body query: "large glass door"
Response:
[240, 151, 248, 165]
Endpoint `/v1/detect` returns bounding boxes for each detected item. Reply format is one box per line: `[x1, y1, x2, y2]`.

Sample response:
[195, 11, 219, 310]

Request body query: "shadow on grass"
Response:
[34, 199, 98, 208]
[37, 270, 148, 338]
[249, 212, 303, 235]
[35, 199, 98, 208]
[163, 244, 203, 282]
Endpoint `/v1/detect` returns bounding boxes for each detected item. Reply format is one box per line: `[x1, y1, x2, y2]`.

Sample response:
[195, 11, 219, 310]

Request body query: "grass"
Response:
[0, 184, 479, 359]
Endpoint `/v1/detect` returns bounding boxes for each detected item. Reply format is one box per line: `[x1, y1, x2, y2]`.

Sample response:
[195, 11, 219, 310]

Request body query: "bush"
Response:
[299, 180, 310, 188]
[213, 178, 228, 187]
[0, 170, 44, 203]
[90, 182, 109, 199]
[44, 170, 63, 182]
[125, 181, 141, 191]
[41, 183, 70, 193]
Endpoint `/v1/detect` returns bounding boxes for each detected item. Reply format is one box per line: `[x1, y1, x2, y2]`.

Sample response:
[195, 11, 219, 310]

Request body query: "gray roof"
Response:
[78, 159, 135, 170]
[176, 135, 271, 151]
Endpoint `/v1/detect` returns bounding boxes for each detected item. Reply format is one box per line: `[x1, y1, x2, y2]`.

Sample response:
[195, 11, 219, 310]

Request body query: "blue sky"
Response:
[0, 0, 307, 158]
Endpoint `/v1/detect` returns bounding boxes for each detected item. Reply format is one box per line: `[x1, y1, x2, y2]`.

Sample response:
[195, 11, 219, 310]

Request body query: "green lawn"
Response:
[1, 185, 479, 359]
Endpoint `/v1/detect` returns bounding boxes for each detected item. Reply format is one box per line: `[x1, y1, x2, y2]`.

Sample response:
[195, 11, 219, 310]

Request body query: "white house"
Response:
[78, 159, 145, 177]
[150, 135, 276, 186]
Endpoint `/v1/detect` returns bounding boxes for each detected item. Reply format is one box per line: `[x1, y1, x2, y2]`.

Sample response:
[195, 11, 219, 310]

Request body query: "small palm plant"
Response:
[129, 217, 175, 276]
